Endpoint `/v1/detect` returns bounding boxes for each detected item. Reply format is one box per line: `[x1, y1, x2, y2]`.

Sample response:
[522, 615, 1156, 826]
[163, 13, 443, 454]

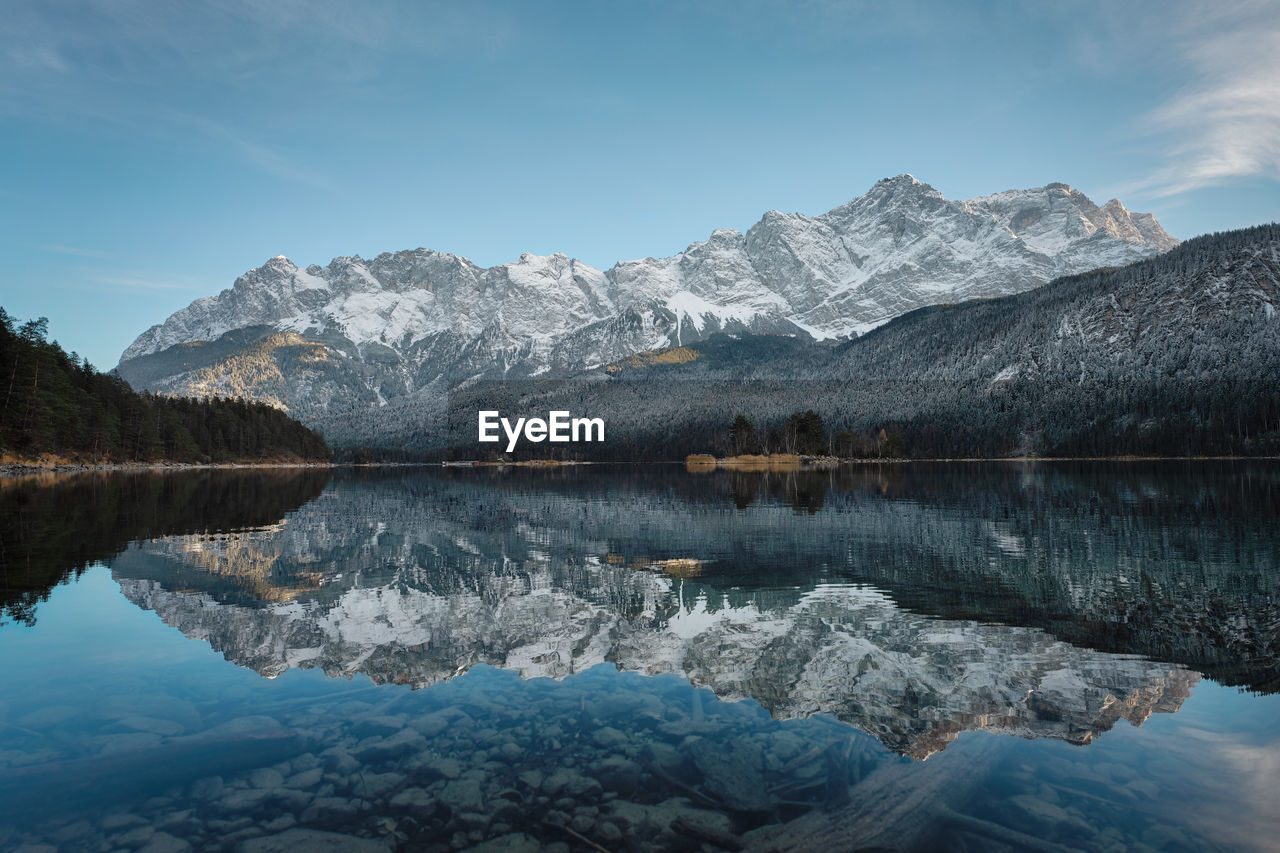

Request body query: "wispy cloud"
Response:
[185, 116, 337, 191]
[0, 1, 515, 190]
[40, 243, 113, 259]
[1135, 3, 1280, 197]
[94, 274, 195, 292]
[2, 0, 512, 96]
[6, 44, 67, 73]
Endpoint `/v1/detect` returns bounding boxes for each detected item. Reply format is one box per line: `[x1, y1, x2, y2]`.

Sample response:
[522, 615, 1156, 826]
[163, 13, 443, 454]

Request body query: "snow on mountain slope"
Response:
[116, 176, 1176, 425]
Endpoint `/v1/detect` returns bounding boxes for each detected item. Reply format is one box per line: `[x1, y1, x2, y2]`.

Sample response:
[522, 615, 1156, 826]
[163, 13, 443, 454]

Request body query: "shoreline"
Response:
[686, 453, 1280, 470]
[442, 459, 594, 468]
[3, 454, 1278, 479]
[0, 460, 337, 479]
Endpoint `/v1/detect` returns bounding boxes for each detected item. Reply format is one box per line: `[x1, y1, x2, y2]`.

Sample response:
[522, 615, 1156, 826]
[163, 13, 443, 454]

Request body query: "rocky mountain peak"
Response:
[876, 172, 923, 187]
[865, 173, 940, 202]
[703, 228, 745, 246]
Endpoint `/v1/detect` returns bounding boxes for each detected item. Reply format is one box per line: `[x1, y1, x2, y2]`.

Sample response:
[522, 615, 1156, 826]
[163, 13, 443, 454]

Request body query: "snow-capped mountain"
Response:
[511, 223, 1278, 461]
[116, 177, 1176, 423]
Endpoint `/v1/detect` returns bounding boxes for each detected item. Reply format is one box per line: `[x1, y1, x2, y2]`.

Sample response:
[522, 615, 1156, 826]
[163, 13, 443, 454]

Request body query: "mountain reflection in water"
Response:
[3, 463, 1279, 852]
[106, 463, 1280, 756]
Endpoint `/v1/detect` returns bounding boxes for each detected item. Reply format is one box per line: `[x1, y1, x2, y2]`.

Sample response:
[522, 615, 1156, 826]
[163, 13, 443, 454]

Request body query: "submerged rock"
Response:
[461, 830, 542, 852]
[285, 768, 324, 790]
[590, 756, 644, 795]
[265, 787, 312, 811]
[428, 757, 463, 780]
[389, 786, 434, 810]
[355, 729, 426, 763]
[591, 727, 628, 750]
[438, 777, 486, 813]
[541, 768, 601, 799]
[351, 771, 405, 799]
[353, 715, 408, 737]
[301, 796, 361, 823]
[137, 831, 191, 853]
[218, 787, 275, 814]
[646, 742, 684, 773]
[688, 737, 771, 812]
[605, 796, 735, 841]
[115, 825, 156, 846]
[248, 768, 285, 789]
[261, 814, 297, 834]
[48, 820, 95, 844]
[101, 813, 148, 830]
[238, 828, 388, 852]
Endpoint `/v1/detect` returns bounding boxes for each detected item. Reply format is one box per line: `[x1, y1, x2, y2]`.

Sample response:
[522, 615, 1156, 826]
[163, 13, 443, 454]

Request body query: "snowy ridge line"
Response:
[117, 176, 1177, 424]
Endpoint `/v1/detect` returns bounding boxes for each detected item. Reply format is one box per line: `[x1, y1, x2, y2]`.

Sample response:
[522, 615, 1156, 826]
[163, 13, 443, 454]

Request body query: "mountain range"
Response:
[443, 224, 1280, 459]
[116, 177, 1177, 442]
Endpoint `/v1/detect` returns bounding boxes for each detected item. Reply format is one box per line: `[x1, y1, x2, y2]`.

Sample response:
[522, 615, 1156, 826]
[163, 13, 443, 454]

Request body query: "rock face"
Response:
[115, 177, 1175, 430]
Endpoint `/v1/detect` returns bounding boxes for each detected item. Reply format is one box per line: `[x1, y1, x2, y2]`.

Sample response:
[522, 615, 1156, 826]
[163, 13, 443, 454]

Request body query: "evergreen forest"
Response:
[0, 309, 330, 463]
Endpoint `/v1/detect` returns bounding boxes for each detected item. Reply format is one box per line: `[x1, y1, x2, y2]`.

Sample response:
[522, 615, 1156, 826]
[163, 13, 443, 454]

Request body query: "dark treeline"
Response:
[0, 309, 330, 463]
[0, 469, 331, 626]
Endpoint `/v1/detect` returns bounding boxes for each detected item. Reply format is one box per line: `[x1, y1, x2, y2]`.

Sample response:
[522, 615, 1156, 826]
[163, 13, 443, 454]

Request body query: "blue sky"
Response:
[2, 0, 1277, 369]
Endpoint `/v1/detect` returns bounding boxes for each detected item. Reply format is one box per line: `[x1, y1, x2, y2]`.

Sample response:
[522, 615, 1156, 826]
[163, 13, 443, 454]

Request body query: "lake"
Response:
[1, 463, 1278, 852]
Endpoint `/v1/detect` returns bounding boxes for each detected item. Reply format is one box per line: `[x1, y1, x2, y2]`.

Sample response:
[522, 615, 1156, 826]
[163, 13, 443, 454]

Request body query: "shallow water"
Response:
[1, 463, 1279, 851]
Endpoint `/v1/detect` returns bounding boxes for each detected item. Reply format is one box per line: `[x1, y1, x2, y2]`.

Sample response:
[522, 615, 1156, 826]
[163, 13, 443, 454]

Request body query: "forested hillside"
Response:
[442, 223, 1280, 460]
[0, 309, 330, 463]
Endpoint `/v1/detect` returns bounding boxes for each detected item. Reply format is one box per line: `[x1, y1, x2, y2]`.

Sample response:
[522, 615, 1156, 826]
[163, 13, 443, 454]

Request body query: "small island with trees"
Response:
[687, 410, 906, 469]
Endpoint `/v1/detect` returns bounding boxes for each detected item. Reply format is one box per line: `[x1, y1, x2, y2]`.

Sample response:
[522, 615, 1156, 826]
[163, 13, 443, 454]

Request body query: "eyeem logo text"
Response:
[478, 410, 605, 452]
